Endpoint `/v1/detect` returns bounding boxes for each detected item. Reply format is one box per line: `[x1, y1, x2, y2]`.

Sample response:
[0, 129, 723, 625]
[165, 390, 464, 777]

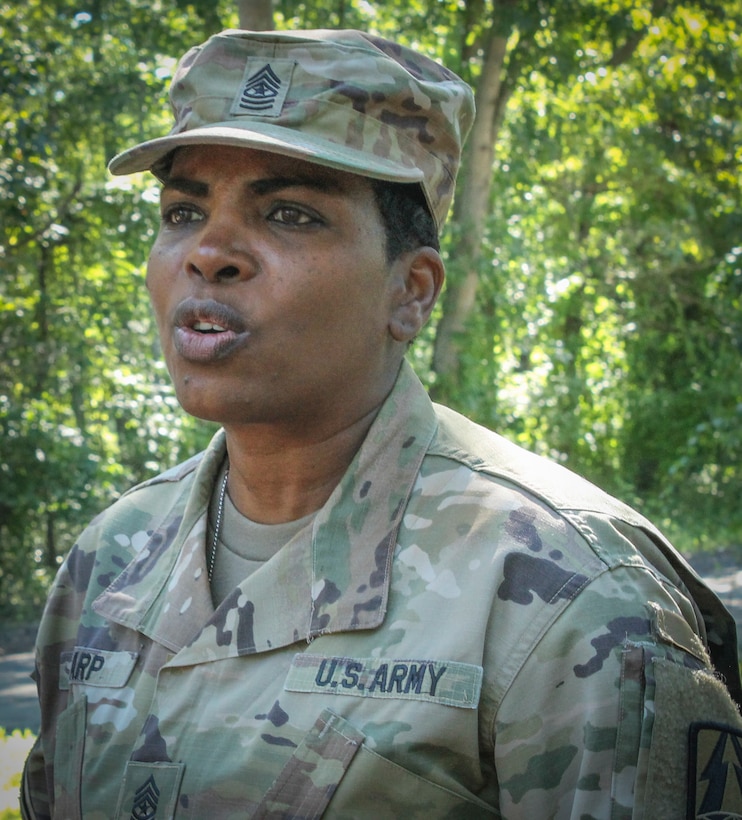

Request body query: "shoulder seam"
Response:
[430, 402, 652, 529]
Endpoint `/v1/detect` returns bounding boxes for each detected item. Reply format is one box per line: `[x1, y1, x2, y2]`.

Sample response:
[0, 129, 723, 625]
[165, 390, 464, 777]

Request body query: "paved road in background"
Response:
[0, 651, 38, 733]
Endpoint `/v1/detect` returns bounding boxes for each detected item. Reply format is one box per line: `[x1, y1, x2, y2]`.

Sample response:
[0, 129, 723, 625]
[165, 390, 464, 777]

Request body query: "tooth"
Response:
[194, 321, 226, 332]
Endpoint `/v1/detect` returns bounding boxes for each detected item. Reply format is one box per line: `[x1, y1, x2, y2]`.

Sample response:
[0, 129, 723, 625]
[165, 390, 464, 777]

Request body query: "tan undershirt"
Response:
[207, 469, 316, 606]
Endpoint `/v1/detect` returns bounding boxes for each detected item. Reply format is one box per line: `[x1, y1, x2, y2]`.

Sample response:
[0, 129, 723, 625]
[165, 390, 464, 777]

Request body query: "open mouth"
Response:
[174, 298, 248, 334]
[172, 299, 249, 361]
[193, 321, 228, 334]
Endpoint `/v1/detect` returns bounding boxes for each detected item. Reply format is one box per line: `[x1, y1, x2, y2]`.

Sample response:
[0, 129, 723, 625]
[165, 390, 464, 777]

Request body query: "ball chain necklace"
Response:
[208, 467, 230, 582]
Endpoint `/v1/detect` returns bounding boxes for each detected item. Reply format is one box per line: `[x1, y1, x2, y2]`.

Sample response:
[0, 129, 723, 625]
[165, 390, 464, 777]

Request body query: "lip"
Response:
[172, 297, 250, 363]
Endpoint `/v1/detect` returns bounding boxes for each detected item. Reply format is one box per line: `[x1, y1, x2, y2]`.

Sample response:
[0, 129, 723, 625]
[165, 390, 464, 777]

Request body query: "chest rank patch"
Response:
[114, 761, 185, 820]
[230, 58, 295, 118]
[688, 722, 742, 819]
[285, 653, 482, 709]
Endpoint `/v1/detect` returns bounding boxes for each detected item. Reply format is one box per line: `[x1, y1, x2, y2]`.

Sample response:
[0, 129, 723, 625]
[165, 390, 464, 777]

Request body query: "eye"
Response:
[162, 204, 203, 225]
[268, 204, 322, 227]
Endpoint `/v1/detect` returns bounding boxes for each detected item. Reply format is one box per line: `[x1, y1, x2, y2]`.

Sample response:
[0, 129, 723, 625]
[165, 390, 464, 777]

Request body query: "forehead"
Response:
[165, 144, 376, 196]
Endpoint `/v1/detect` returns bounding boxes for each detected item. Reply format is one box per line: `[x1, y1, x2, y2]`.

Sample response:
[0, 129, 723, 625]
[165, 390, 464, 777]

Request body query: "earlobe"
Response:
[388, 247, 445, 343]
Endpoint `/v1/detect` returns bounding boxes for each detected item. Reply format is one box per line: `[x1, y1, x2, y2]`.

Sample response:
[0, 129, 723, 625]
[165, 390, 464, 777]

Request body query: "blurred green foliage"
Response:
[1, 0, 740, 621]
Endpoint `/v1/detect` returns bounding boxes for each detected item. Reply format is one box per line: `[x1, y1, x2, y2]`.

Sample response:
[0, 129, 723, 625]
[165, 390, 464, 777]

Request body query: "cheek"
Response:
[146, 241, 168, 281]
[144, 254, 172, 332]
[145, 247, 175, 312]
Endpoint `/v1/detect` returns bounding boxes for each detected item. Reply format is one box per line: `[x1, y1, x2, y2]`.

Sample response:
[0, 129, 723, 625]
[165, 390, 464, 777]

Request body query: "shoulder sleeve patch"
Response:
[688, 722, 742, 819]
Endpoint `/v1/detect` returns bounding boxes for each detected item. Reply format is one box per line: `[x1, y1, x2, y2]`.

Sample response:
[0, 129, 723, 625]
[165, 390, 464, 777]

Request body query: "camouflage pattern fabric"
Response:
[21, 360, 742, 818]
[108, 29, 476, 230]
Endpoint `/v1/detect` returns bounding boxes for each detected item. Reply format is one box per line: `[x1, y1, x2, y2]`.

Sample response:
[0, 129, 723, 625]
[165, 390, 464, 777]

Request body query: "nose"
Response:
[185, 215, 256, 283]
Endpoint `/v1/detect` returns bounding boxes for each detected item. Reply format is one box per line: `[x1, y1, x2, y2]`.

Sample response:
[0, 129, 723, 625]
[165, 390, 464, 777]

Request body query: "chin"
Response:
[174, 381, 228, 424]
[175, 388, 267, 428]
[177, 402, 225, 425]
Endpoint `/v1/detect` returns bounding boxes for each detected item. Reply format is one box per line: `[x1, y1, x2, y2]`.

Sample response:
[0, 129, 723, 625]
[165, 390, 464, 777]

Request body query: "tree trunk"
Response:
[431, 21, 512, 396]
[45, 511, 56, 569]
[238, 0, 274, 30]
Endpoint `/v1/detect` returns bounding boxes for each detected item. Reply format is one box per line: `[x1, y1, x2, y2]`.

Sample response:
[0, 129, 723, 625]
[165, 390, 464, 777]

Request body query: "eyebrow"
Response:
[161, 177, 209, 197]
[162, 174, 343, 198]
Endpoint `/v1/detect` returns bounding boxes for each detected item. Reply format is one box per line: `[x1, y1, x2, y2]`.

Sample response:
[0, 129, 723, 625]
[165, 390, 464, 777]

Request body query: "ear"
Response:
[388, 247, 445, 343]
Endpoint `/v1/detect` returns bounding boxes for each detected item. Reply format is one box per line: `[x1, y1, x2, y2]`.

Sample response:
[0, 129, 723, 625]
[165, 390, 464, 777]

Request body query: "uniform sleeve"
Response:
[20, 543, 93, 820]
[491, 563, 742, 819]
[20, 735, 50, 820]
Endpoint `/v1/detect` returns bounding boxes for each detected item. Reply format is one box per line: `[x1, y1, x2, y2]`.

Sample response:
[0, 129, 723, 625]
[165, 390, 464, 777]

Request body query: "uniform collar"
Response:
[94, 360, 438, 658]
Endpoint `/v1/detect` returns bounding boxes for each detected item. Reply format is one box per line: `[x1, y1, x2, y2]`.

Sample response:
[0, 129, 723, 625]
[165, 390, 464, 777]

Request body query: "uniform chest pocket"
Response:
[253, 708, 496, 819]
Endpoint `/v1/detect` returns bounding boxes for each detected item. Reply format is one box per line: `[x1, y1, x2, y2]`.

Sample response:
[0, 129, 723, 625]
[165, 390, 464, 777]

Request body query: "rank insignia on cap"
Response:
[688, 722, 742, 819]
[231, 59, 295, 117]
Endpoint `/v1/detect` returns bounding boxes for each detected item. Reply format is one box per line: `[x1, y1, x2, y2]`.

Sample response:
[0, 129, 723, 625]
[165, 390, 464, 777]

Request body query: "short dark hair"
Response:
[371, 180, 439, 262]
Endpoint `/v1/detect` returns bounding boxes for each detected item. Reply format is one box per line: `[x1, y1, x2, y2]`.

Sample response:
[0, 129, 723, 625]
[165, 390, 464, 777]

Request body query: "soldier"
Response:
[22, 28, 742, 819]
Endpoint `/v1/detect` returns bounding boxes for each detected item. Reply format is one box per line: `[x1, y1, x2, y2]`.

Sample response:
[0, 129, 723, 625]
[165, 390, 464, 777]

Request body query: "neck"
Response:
[222, 403, 381, 524]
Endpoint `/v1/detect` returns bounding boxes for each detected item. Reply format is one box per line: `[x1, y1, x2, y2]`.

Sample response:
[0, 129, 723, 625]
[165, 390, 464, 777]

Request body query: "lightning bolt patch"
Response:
[689, 722, 742, 819]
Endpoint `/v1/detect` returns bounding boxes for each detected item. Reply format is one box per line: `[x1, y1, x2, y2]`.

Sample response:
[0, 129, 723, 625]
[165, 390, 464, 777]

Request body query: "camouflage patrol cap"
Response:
[108, 28, 475, 229]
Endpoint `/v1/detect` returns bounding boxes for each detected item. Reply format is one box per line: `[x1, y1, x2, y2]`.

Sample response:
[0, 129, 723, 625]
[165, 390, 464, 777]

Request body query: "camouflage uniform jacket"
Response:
[22, 360, 742, 819]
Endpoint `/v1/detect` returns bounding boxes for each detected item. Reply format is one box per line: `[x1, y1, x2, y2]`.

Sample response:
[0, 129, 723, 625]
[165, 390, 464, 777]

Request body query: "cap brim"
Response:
[108, 122, 426, 186]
